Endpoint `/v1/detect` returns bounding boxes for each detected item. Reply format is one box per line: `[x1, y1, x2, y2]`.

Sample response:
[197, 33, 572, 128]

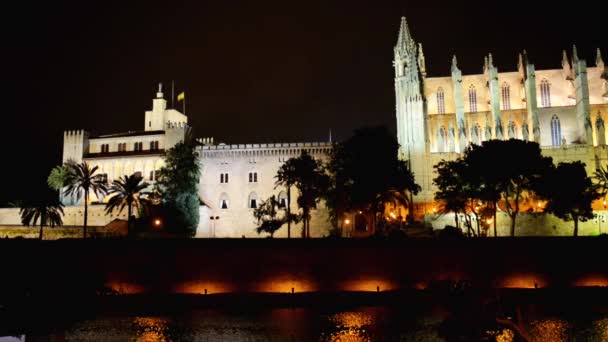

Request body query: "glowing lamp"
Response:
[344, 219, 351, 225]
[432, 208, 437, 213]
[486, 218, 492, 225]
[154, 219, 161, 227]
[389, 212, 396, 219]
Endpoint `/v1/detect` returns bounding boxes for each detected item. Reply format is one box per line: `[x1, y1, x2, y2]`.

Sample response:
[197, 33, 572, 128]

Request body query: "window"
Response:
[117, 143, 127, 152]
[249, 172, 258, 183]
[540, 79, 551, 107]
[150, 141, 159, 151]
[551, 115, 561, 147]
[501, 83, 511, 110]
[149, 169, 160, 181]
[468, 85, 477, 113]
[100, 144, 109, 153]
[219, 193, 229, 209]
[278, 191, 288, 208]
[220, 173, 229, 184]
[149, 171, 154, 181]
[134, 142, 143, 151]
[248, 192, 258, 208]
[437, 87, 445, 114]
[99, 173, 108, 184]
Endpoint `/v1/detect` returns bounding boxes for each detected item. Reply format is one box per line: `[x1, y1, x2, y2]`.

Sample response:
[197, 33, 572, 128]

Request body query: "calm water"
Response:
[10, 304, 608, 341]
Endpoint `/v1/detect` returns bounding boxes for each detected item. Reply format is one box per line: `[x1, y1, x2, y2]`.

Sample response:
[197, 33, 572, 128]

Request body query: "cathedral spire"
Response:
[597, 48, 604, 68]
[488, 53, 494, 68]
[395, 16, 416, 57]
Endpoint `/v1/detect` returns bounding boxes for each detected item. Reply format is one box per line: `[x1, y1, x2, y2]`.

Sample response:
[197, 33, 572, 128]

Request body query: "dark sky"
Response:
[2, 0, 605, 203]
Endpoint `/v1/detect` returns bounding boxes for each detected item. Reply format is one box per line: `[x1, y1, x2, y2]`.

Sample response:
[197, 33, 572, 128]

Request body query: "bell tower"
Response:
[394, 17, 431, 203]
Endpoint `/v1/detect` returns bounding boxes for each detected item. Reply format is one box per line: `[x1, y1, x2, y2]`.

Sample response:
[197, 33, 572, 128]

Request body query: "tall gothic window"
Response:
[551, 115, 561, 147]
[468, 85, 477, 113]
[437, 87, 445, 114]
[540, 79, 551, 107]
[501, 83, 511, 110]
[508, 120, 517, 139]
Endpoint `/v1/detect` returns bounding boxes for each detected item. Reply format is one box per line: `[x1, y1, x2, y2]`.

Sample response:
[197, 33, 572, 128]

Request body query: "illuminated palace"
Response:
[394, 17, 608, 232]
[1, 17, 605, 236]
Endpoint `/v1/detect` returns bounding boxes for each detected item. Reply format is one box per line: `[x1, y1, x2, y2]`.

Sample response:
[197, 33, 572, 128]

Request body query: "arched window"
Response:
[219, 193, 229, 210]
[551, 115, 561, 147]
[540, 79, 551, 107]
[468, 85, 477, 113]
[248, 192, 259, 209]
[437, 87, 446, 114]
[278, 191, 288, 208]
[501, 83, 511, 110]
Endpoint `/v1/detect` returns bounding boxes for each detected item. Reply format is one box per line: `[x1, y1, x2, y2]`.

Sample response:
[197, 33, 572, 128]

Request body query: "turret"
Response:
[393, 16, 431, 205]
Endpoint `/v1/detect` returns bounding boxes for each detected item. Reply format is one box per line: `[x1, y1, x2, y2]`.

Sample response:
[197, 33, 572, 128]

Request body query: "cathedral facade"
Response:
[1, 17, 605, 236]
[394, 17, 608, 223]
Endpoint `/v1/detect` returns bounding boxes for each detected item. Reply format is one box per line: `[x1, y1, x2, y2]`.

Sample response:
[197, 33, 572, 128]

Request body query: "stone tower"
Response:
[394, 17, 432, 203]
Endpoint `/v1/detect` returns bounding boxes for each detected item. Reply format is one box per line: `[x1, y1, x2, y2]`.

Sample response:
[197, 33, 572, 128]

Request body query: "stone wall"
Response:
[425, 210, 608, 237]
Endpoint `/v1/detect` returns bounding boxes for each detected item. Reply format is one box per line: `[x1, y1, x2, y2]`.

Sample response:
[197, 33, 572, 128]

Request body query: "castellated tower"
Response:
[62, 129, 89, 164]
[394, 17, 432, 204]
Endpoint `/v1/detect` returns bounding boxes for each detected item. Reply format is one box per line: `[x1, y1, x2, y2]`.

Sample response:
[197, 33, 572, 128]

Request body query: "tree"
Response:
[63, 161, 107, 239]
[326, 126, 420, 232]
[253, 195, 289, 237]
[47, 164, 70, 191]
[465, 139, 552, 236]
[19, 199, 64, 240]
[275, 158, 297, 238]
[276, 151, 329, 238]
[433, 158, 486, 237]
[105, 173, 150, 236]
[544, 162, 599, 236]
[593, 164, 608, 200]
[157, 141, 201, 236]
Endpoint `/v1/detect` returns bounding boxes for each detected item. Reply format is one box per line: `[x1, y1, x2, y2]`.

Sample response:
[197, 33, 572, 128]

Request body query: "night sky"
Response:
[2, 0, 605, 203]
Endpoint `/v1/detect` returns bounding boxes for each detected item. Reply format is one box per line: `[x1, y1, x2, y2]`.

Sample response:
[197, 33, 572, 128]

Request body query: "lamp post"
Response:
[209, 215, 220, 237]
[594, 213, 606, 235]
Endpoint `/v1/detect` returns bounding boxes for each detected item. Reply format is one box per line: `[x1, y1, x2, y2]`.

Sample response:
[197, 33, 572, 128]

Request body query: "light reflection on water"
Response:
[32, 308, 608, 341]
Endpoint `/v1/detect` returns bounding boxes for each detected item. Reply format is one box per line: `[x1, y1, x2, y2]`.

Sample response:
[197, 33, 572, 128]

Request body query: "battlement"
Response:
[166, 121, 189, 129]
[199, 141, 333, 151]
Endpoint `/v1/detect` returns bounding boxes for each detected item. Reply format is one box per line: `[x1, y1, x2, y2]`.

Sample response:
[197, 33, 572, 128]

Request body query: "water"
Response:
[11, 304, 608, 341]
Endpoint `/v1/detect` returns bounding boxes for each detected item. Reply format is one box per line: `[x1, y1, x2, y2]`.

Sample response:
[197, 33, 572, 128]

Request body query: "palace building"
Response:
[1, 17, 605, 237]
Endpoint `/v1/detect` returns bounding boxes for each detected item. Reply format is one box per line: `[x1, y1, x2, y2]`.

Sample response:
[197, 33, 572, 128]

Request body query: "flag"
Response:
[177, 92, 185, 102]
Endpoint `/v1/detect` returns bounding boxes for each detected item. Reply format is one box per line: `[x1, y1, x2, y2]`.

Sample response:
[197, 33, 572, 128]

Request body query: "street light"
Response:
[209, 216, 220, 237]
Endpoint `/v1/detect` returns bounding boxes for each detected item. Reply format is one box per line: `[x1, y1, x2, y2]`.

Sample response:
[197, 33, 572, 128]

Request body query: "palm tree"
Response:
[594, 165, 608, 199]
[19, 199, 64, 240]
[276, 161, 297, 238]
[63, 161, 107, 239]
[105, 173, 150, 236]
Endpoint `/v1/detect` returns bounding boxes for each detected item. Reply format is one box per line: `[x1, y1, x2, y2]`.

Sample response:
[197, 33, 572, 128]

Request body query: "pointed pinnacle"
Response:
[597, 48, 604, 66]
[396, 16, 412, 48]
[451, 55, 459, 72]
[572, 45, 579, 63]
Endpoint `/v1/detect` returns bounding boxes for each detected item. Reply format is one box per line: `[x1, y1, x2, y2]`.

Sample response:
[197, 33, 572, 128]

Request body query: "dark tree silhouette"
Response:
[19, 199, 64, 240]
[276, 151, 329, 238]
[326, 126, 420, 233]
[63, 161, 107, 239]
[253, 195, 290, 238]
[466, 139, 552, 236]
[105, 173, 150, 236]
[543, 161, 599, 236]
[275, 158, 297, 238]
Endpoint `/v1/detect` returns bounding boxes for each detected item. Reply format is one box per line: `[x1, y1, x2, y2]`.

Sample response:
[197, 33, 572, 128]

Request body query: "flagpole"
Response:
[171, 80, 175, 109]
